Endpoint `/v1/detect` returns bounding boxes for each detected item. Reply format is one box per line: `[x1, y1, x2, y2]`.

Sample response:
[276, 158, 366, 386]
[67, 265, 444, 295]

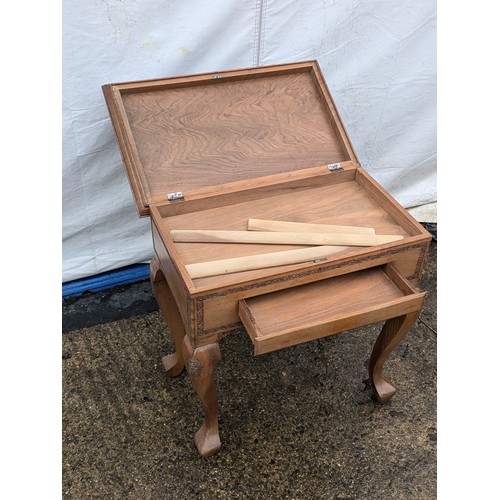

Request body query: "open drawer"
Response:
[239, 264, 425, 355]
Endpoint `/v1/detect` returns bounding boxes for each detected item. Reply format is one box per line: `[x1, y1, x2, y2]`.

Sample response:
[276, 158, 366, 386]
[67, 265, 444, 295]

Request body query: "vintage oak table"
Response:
[102, 61, 431, 457]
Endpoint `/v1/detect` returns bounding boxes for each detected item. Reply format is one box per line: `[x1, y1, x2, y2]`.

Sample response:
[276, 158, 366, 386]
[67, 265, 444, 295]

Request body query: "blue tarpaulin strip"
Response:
[62, 263, 150, 299]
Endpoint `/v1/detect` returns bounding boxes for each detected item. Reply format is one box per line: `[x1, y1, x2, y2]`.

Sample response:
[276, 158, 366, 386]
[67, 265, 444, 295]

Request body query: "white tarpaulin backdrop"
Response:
[62, 0, 436, 283]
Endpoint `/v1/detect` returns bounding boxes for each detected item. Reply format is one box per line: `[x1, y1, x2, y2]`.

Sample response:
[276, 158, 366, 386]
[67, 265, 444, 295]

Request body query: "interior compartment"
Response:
[151, 166, 426, 291]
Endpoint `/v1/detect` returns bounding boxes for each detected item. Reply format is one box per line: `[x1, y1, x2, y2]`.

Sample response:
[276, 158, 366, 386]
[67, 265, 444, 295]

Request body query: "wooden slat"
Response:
[247, 218, 375, 234]
[184, 246, 341, 279]
[170, 230, 403, 246]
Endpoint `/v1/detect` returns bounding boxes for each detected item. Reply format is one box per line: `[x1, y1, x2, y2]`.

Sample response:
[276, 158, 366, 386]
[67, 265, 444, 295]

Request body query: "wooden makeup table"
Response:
[102, 61, 431, 457]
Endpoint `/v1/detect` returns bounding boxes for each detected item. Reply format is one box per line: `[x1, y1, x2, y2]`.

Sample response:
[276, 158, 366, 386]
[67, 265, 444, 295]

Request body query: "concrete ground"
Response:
[62, 237, 436, 499]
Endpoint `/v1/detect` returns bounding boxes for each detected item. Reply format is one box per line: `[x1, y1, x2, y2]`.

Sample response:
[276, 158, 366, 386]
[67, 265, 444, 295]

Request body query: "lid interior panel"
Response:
[106, 62, 357, 213]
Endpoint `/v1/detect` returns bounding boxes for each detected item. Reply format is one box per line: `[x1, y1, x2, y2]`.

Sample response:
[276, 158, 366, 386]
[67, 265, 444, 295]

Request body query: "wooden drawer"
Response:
[239, 264, 425, 355]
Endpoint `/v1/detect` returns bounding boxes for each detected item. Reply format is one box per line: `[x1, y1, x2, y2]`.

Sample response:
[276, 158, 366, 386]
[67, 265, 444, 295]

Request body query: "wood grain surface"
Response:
[120, 71, 351, 199]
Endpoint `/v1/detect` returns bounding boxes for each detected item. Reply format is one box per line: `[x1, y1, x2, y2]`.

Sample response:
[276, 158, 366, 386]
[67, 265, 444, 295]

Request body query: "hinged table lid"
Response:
[102, 60, 359, 216]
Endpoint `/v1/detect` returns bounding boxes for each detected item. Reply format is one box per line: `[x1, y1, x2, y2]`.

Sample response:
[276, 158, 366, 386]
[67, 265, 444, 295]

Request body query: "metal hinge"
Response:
[327, 162, 343, 172]
[167, 191, 184, 202]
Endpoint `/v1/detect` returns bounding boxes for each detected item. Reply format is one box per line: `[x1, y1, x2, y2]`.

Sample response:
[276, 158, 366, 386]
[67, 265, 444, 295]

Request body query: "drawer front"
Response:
[238, 264, 425, 355]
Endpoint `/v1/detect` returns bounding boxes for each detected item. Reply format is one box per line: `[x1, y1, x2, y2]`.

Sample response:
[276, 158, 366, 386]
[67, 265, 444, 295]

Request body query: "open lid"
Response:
[102, 60, 359, 216]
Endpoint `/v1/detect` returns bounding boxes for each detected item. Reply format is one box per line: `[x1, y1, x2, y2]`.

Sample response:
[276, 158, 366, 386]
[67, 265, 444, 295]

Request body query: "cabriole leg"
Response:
[369, 311, 421, 403]
[182, 335, 222, 458]
[150, 256, 186, 377]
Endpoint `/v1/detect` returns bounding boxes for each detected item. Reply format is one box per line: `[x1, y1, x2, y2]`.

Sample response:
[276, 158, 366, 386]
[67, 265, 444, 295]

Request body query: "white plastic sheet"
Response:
[62, 0, 436, 282]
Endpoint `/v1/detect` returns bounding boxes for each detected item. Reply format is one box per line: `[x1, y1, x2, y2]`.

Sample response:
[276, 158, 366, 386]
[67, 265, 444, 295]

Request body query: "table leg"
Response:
[368, 311, 421, 403]
[150, 256, 186, 377]
[182, 335, 222, 458]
